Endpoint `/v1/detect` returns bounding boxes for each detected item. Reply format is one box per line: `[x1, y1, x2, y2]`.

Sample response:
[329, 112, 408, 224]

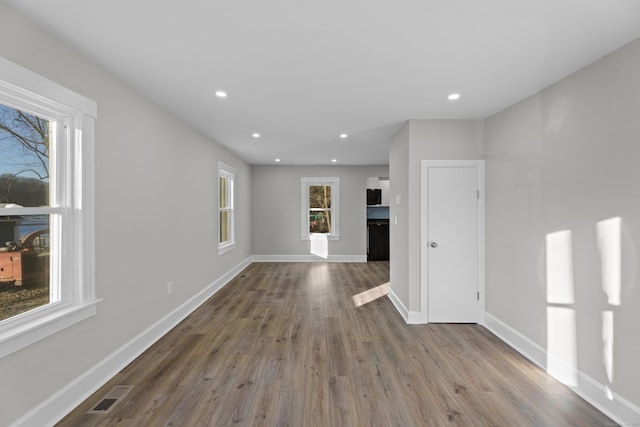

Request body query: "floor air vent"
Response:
[87, 385, 133, 414]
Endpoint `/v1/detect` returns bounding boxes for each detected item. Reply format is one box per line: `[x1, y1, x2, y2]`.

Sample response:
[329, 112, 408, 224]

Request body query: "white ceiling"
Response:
[4, 0, 640, 165]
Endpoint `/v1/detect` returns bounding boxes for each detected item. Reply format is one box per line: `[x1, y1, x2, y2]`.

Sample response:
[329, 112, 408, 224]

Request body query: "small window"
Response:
[218, 162, 235, 254]
[0, 56, 98, 358]
[301, 177, 340, 240]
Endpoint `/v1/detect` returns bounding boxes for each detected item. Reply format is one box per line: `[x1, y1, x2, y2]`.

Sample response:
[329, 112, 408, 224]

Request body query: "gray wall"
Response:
[4, 0, 640, 422]
[389, 120, 483, 312]
[389, 123, 410, 305]
[251, 165, 388, 258]
[485, 38, 640, 409]
[0, 4, 251, 425]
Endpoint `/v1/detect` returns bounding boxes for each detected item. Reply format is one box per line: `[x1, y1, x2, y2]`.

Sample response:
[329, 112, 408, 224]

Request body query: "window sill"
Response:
[301, 234, 340, 241]
[0, 298, 101, 359]
[218, 242, 237, 255]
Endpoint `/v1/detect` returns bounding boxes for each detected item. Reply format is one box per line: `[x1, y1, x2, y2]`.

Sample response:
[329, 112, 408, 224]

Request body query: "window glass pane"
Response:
[309, 210, 331, 233]
[0, 103, 51, 207]
[0, 214, 50, 321]
[219, 176, 228, 208]
[309, 185, 331, 209]
[220, 210, 229, 243]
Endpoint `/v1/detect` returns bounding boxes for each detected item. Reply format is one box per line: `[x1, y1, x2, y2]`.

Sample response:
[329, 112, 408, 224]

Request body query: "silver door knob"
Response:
[430, 242, 438, 248]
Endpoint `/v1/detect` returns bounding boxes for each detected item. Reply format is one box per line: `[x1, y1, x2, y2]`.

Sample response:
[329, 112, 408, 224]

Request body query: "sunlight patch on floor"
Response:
[353, 282, 389, 307]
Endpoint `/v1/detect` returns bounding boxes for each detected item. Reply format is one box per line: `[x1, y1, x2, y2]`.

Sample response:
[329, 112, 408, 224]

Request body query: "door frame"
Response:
[420, 159, 485, 324]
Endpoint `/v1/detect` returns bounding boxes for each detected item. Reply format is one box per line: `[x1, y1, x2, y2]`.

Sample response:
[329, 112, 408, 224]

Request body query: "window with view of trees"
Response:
[0, 56, 97, 359]
[301, 177, 340, 240]
[309, 185, 332, 233]
[0, 103, 53, 321]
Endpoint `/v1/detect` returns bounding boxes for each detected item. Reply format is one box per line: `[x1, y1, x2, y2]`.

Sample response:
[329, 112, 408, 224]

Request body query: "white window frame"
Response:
[0, 56, 98, 359]
[218, 161, 236, 255]
[301, 177, 340, 240]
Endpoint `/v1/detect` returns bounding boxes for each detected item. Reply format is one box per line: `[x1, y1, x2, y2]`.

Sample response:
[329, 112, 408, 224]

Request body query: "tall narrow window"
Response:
[0, 56, 97, 358]
[0, 104, 53, 320]
[301, 177, 340, 240]
[218, 162, 235, 254]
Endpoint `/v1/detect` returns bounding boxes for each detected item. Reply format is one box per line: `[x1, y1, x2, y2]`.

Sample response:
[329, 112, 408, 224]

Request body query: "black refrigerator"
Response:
[367, 219, 389, 261]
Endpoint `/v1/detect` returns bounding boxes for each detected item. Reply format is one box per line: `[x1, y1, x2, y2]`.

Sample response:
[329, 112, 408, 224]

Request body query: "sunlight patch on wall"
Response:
[547, 306, 578, 387]
[309, 234, 329, 258]
[597, 217, 622, 401]
[597, 217, 622, 306]
[546, 229, 577, 387]
[602, 310, 615, 399]
[546, 230, 575, 304]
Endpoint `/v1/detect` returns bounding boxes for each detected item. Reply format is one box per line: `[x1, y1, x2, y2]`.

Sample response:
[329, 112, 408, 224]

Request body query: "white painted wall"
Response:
[485, 38, 640, 419]
[0, 4, 251, 426]
[251, 165, 388, 259]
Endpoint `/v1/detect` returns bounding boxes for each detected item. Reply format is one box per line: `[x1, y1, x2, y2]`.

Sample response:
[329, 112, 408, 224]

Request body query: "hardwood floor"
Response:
[57, 262, 616, 426]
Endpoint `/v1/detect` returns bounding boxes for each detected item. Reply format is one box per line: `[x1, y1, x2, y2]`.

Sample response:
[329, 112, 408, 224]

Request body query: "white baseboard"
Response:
[406, 310, 422, 324]
[13, 257, 253, 427]
[251, 254, 367, 263]
[484, 312, 640, 426]
[482, 312, 547, 368]
[387, 288, 422, 324]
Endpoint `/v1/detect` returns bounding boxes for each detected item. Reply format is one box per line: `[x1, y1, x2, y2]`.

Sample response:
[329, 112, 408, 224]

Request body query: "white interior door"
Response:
[425, 164, 481, 323]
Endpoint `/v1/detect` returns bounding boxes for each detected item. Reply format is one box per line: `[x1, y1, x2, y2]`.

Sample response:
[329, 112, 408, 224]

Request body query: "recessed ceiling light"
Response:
[275, 158, 281, 162]
[331, 159, 337, 163]
[340, 134, 348, 139]
[252, 133, 260, 138]
[448, 93, 461, 101]
[215, 90, 227, 98]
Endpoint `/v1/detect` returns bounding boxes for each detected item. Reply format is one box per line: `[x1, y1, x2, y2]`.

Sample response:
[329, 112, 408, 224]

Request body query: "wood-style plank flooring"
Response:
[58, 262, 616, 426]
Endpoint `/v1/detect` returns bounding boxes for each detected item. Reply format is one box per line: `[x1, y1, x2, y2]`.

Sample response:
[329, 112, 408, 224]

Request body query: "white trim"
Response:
[11, 256, 253, 427]
[387, 288, 422, 324]
[483, 312, 547, 368]
[0, 55, 98, 358]
[251, 254, 366, 263]
[218, 242, 237, 255]
[300, 177, 340, 240]
[0, 299, 100, 359]
[300, 234, 340, 241]
[484, 312, 640, 426]
[0, 56, 97, 118]
[419, 159, 485, 324]
[217, 162, 236, 254]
